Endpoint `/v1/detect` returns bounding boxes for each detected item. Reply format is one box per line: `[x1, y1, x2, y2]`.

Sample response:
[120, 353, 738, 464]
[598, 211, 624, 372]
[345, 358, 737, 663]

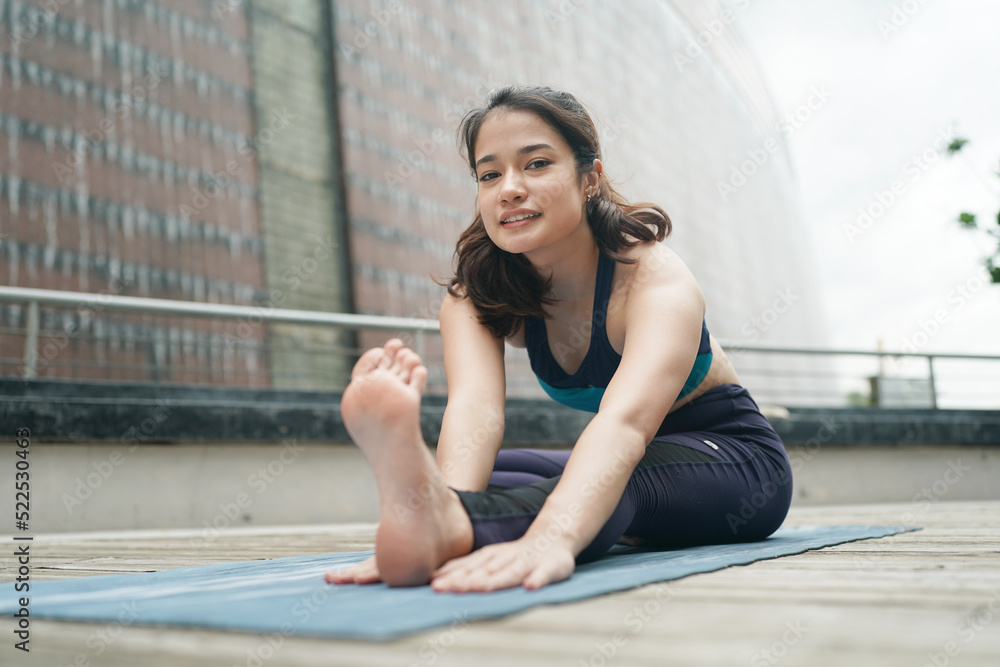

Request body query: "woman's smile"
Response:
[500, 209, 542, 228]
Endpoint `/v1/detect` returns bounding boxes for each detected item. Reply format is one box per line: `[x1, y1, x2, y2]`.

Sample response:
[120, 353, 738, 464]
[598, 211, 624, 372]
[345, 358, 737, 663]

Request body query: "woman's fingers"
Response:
[431, 544, 533, 592]
[433, 567, 519, 593]
[432, 556, 491, 591]
[433, 548, 481, 577]
[325, 555, 382, 585]
[432, 539, 577, 592]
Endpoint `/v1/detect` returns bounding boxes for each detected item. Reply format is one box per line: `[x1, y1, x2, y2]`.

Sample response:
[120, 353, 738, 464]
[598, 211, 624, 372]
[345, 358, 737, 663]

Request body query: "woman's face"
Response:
[473, 110, 599, 261]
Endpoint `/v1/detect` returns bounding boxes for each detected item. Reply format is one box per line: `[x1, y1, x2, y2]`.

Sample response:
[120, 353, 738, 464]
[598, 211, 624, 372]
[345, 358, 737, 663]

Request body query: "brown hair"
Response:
[447, 85, 671, 338]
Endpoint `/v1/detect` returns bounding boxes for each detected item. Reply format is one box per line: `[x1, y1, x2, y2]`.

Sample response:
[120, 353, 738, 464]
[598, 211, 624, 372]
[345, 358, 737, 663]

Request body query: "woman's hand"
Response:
[324, 554, 382, 585]
[430, 537, 576, 593]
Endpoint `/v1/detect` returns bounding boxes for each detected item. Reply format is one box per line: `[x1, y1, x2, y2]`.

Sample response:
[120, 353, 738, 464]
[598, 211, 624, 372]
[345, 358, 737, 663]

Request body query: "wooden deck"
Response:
[2, 500, 999, 666]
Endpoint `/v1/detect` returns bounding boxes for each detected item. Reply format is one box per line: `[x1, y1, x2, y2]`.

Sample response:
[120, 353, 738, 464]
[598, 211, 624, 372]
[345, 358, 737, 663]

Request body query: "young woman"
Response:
[325, 86, 792, 593]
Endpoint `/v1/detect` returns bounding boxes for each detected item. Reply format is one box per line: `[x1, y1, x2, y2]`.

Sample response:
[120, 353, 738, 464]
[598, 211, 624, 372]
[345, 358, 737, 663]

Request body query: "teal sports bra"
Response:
[524, 251, 713, 412]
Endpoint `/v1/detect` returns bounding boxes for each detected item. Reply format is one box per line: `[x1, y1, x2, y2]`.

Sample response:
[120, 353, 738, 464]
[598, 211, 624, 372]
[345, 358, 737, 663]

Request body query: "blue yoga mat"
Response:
[3, 525, 917, 639]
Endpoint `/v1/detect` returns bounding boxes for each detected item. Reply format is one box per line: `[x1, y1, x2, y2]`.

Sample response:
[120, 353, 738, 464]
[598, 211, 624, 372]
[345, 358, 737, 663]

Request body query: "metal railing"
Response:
[718, 342, 999, 409]
[0, 285, 439, 380]
[1, 285, 998, 408]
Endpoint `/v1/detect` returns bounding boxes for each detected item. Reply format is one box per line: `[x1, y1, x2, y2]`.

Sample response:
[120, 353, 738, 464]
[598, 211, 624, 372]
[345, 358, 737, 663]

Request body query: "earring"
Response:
[586, 193, 592, 202]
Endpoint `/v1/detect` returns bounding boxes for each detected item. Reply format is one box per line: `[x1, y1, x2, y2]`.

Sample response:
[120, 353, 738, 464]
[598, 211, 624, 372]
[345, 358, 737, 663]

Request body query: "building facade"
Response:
[0, 0, 828, 402]
[330, 0, 829, 400]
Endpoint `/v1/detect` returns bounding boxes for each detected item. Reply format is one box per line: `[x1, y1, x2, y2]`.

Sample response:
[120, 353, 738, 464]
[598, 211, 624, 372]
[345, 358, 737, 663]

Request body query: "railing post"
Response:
[415, 328, 426, 360]
[22, 300, 39, 379]
[927, 355, 938, 409]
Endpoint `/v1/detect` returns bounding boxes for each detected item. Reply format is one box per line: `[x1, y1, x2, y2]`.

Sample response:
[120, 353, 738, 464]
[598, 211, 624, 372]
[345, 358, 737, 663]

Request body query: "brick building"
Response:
[0, 0, 828, 401]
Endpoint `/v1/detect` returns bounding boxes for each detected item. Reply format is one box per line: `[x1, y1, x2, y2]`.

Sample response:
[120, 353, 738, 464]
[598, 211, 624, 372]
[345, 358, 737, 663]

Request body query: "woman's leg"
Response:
[488, 449, 571, 488]
[325, 340, 475, 586]
[454, 384, 793, 562]
[328, 341, 791, 586]
[611, 432, 793, 553]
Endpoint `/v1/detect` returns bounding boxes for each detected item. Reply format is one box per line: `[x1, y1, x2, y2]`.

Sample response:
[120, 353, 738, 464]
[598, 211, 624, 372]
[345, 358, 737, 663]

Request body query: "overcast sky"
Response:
[731, 0, 1000, 405]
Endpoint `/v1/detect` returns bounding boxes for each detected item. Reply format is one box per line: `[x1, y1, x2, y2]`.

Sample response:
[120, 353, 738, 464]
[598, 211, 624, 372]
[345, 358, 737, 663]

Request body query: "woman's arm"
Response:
[436, 290, 507, 491]
[431, 248, 706, 591]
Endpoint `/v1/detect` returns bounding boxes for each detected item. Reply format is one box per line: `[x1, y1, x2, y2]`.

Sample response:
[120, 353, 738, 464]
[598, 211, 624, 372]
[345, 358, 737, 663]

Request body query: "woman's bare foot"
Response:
[324, 339, 473, 587]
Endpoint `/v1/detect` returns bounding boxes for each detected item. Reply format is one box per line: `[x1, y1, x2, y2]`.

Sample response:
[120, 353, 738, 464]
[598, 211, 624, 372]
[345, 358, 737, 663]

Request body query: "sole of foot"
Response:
[337, 340, 472, 586]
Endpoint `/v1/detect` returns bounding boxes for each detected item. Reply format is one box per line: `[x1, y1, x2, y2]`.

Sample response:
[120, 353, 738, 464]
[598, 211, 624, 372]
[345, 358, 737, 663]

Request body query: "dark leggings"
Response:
[454, 384, 793, 562]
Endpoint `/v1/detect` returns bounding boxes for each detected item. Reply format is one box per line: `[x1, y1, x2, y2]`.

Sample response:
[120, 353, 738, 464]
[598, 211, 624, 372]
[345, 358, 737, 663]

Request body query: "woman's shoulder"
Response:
[614, 240, 699, 295]
[599, 240, 705, 357]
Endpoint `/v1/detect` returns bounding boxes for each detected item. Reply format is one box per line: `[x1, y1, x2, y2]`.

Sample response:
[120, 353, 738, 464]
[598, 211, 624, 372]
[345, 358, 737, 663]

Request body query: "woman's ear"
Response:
[587, 158, 604, 194]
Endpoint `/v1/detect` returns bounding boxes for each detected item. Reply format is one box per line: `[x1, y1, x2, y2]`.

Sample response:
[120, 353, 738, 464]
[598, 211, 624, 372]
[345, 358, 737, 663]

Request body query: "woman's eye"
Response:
[477, 172, 499, 182]
[528, 159, 550, 169]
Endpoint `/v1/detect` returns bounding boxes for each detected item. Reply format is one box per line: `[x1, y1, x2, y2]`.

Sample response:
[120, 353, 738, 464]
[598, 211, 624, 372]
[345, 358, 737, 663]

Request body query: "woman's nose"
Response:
[499, 171, 527, 203]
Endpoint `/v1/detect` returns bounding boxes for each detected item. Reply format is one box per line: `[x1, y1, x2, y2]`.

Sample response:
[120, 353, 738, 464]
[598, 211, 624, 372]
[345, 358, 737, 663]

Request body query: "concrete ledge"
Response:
[771, 406, 1000, 447]
[4, 441, 995, 533]
[0, 378, 353, 443]
[785, 444, 998, 507]
[0, 378, 592, 445]
[2, 379, 998, 447]
[0, 441, 379, 533]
